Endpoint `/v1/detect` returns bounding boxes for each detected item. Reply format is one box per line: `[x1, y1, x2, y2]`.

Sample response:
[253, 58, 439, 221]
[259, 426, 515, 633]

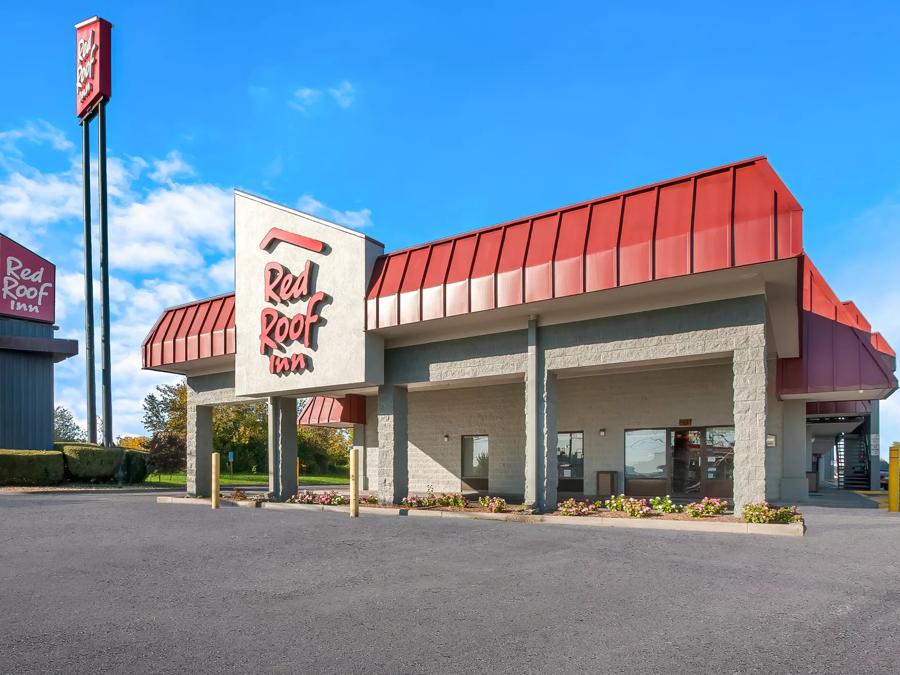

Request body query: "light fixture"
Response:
[598, 428, 606, 437]
[766, 434, 777, 447]
[443, 434, 449, 442]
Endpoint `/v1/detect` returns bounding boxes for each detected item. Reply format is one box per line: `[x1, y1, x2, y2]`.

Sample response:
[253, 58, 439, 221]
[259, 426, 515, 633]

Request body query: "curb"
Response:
[158, 496, 805, 536]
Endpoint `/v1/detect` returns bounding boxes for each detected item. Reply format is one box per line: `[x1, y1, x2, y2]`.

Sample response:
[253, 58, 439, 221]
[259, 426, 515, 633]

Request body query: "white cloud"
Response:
[296, 194, 373, 229]
[0, 119, 73, 158]
[328, 80, 355, 108]
[148, 150, 195, 184]
[0, 167, 82, 243]
[290, 87, 321, 111]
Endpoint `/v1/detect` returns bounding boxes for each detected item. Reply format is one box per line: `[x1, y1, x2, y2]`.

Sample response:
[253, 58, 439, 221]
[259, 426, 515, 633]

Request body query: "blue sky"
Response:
[3, 2, 900, 453]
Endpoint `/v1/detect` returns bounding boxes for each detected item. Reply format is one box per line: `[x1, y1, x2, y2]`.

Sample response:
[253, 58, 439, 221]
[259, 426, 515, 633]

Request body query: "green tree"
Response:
[53, 406, 86, 443]
[142, 382, 187, 435]
[146, 431, 187, 476]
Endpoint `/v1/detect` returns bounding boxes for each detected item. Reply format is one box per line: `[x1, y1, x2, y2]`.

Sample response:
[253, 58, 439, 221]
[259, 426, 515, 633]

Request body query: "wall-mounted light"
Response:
[443, 434, 449, 442]
[766, 434, 777, 448]
[598, 429, 606, 437]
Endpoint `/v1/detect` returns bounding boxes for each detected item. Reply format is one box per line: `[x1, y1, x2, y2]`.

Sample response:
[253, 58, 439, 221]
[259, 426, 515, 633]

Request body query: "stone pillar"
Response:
[352, 423, 368, 491]
[870, 401, 881, 491]
[780, 399, 809, 502]
[525, 318, 557, 512]
[187, 402, 213, 497]
[732, 336, 768, 510]
[377, 385, 408, 504]
[268, 397, 298, 501]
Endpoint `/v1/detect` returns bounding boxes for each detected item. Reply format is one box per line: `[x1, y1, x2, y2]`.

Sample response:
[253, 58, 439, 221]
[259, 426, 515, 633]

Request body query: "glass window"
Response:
[462, 435, 489, 479]
[625, 429, 667, 479]
[705, 426, 735, 480]
[557, 431, 584, 479]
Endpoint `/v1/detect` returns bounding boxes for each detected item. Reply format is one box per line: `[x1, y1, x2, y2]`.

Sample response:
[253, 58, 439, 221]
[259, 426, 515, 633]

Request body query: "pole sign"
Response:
[75, 17, 112, 119]
[0, 235, 56, 324]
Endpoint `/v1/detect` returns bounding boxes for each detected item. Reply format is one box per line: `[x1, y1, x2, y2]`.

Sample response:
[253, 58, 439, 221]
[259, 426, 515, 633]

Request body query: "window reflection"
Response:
[625, 429, 667, 479]
[462, 435, 489, 478]
[557, 431, 584, 479]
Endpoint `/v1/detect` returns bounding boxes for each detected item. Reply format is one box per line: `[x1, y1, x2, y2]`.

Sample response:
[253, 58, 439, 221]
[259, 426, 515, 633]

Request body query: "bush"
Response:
[558, 498, 598, 516]
[0, 450, 64, 486]
[478, 495, 507, 513]
[290, 490, 346, 505]
[649, 495, 683, 514]
[360, 494, 378, 505]
[61, 444, 122, 481]
[123, 449, 148, 484]
[436, 493, 467, 509]
[742, 501, 802, 524]
[622, 497, 652, 518]
[684, 497, 729, 518]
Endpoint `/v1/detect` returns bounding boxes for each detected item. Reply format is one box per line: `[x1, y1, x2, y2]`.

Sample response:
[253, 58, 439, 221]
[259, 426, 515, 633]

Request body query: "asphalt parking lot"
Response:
[2, 492, 899, 674]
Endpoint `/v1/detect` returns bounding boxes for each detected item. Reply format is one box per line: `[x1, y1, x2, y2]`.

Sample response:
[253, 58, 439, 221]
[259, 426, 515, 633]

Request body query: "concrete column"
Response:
[525, 318, 557, 512]
[732, 337, 768, 510]
[187, 402, 213, 497]
[267, 397, 298, 501]
[780, 399, 809, 502]
[352, 423, 368, 491]
[870, 401, 881, 491]
[377, 385, 408, 504]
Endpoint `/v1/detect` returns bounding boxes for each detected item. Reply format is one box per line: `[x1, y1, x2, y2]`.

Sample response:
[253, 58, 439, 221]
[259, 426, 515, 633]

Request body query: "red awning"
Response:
[298, 395, 366, 427]
[366, 156, 804, 329]
[142, 293, 235, 370]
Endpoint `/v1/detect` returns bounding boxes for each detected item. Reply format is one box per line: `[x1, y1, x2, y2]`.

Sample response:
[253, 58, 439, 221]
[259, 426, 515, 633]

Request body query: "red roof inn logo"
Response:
[75, 17, 112, 118]
[0, 235, 56, 324]
[258, 229, 329, 375]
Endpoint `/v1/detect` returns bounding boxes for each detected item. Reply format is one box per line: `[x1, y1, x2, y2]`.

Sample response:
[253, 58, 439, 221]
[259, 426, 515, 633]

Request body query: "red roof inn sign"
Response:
[0, 235, 55, 324]
[75, 17, 111, 118]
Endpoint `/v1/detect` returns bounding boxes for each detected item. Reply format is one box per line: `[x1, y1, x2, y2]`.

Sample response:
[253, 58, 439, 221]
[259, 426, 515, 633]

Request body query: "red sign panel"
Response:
[0, 235, 56, 324]
[75, 17, 112, 119]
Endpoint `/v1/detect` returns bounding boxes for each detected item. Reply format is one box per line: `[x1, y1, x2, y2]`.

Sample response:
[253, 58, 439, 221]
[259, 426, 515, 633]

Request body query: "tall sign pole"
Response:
[76, 16, 113, 445]
[80, 116, 96, 444]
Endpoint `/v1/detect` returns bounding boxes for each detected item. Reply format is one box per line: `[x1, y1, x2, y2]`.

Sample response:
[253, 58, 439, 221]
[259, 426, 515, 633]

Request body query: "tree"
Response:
[54, 406, 86, 443]
[145, 431, 187, 476]
[142, 382, 187, 436]
[117, 435, 149, 450]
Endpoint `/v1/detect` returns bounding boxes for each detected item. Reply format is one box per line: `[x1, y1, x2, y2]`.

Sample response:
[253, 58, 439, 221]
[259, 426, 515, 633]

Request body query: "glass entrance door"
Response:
[671, 429, 703, 496]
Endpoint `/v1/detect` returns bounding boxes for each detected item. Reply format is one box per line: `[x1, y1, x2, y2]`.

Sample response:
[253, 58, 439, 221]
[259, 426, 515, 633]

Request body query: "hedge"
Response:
[123, 449, 148, 484]
[0, 450, 65, 486]
[61, 444, 122, 481]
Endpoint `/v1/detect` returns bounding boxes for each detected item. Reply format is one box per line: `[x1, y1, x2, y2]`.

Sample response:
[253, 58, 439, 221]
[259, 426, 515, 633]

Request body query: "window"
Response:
[625, 429, 667, 479]
[462, 435, 489, 479]
[704, 426, 735, 481]
[557, 431, 584, 479]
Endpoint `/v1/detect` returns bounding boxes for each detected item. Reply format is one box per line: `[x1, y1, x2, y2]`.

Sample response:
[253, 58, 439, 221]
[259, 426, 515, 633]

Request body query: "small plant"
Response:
[742, 501, 802, 524]
[436, 493, 468, 509]
[230, 488, 248, 501]
[291, 490, 319, 504]
[622, 497, 652, 518]
[649, 495, 683, 514]
[316, 490, 346, 505]
[684, 497, 729, 518]
[360, 494, 378, 505]
[604, 494, 628, 512]
[402, 486, 442, 508]
[478, 496, 507, 513]
[558, 498, 597, 516]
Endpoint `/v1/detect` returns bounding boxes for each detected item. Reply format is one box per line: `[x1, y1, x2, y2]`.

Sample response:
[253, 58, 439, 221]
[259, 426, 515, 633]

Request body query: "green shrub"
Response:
[61, 444, 122, 481]
[0, 450, 64, 486]
[742, 502, 802, 524]
[123, 449, 148, 484]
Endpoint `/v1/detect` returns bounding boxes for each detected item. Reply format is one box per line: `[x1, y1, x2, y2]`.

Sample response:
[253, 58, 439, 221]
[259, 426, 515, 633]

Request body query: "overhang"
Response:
[298, 394, 366, 427]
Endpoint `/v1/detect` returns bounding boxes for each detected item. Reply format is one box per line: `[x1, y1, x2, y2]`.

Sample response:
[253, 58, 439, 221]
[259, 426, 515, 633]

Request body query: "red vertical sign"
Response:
[75, 16, 112, 119]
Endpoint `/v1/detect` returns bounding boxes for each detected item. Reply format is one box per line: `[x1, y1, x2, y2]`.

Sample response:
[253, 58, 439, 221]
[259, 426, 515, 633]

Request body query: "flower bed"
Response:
[554, 494, 803, 525]
[289, 489, 347, 506]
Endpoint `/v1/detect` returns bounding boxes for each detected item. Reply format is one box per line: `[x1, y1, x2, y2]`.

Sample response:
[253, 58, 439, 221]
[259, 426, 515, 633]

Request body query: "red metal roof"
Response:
[366, 156, 804, 329]
[298, 395, 366, 426]
[142, 293, 235, 370]
[806, 400, 871, 417]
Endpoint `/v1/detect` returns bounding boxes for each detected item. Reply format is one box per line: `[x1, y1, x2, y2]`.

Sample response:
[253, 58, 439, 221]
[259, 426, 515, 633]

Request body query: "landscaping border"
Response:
[156, 496, 805, 536]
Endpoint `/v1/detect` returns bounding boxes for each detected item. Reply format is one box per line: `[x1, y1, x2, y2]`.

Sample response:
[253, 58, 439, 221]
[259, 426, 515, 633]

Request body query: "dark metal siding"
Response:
[0, 318, 54, 450]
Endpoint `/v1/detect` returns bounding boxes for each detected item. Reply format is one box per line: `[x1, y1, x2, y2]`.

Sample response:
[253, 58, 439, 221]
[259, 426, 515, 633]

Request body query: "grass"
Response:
[143, 471, 349, 488]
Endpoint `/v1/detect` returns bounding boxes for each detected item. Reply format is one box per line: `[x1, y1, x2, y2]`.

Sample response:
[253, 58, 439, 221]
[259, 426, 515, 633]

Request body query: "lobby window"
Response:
[462, 435, 489, 491]
[625, 429, 667, 479]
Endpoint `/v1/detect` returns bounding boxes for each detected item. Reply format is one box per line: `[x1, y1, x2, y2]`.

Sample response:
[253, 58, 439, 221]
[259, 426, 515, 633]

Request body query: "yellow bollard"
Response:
[211, 452, 220, 510]
[350, 446, 359, 518]
[889, 444, 899, 513]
